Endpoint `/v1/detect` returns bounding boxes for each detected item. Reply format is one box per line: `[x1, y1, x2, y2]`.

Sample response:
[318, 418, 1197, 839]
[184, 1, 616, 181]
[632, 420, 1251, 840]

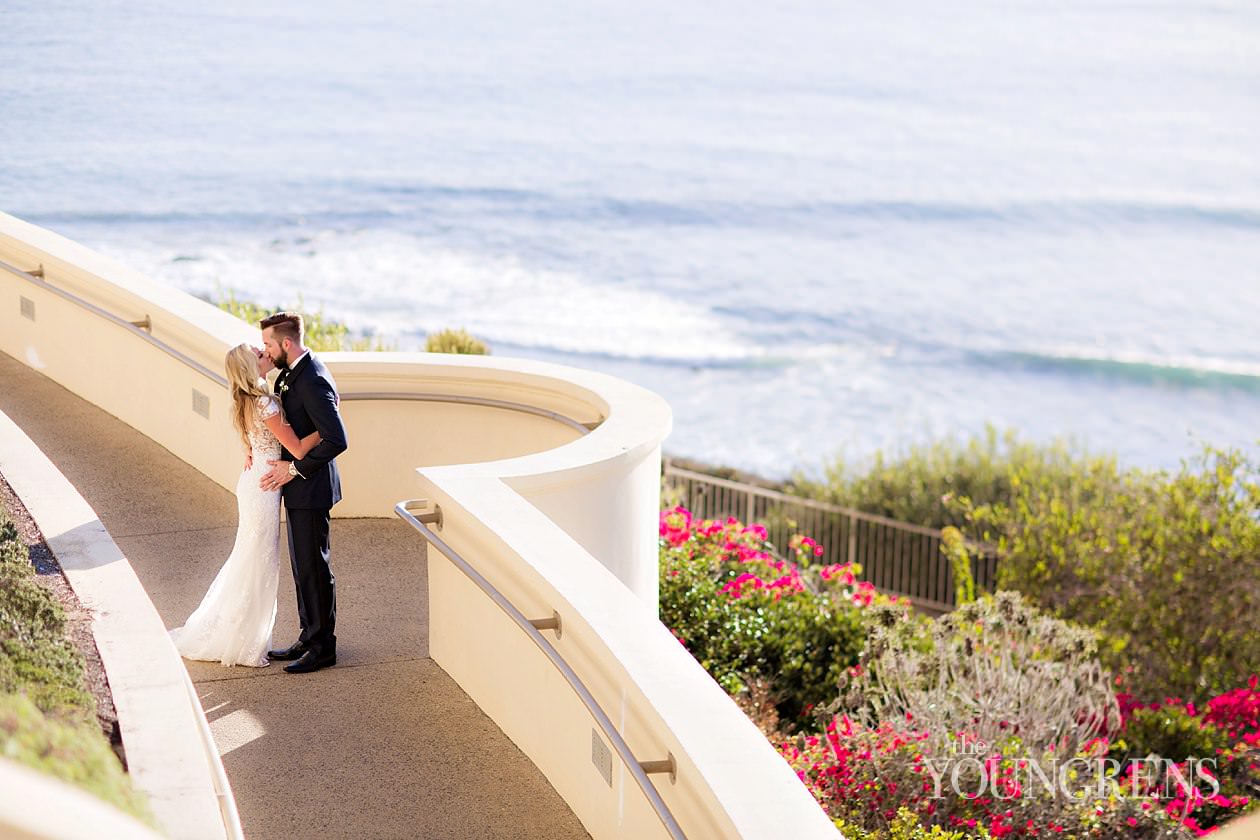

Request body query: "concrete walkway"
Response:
[0, 352, 590, 840]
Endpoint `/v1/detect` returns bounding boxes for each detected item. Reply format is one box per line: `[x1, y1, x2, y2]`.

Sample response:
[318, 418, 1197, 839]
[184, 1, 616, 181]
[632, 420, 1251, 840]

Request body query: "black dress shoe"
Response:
[266, 642, 307, 661]
[283, 650, 337, 674]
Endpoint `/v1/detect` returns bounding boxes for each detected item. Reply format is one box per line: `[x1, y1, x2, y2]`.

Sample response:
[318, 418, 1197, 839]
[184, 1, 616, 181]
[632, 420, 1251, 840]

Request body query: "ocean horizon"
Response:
[4, 0, 1259, 479]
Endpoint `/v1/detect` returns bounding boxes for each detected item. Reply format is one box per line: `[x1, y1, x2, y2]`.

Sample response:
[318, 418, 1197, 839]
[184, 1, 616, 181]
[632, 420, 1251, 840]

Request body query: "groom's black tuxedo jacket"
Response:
[274, 352, 348, 510]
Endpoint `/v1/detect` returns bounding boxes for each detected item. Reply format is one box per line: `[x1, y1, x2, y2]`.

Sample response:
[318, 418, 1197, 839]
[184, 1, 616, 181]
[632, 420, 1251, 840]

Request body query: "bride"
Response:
[169, 343, 320, 667]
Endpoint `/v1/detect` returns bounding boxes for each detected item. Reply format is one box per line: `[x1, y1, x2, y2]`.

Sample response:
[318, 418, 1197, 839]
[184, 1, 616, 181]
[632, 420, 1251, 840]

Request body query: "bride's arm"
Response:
[294, 430, 321, 458]
[262, 413, 321, 459]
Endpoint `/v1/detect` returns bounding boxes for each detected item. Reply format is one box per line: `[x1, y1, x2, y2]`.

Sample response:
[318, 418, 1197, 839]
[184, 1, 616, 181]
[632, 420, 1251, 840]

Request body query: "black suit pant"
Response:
[285, 506, 337, 657]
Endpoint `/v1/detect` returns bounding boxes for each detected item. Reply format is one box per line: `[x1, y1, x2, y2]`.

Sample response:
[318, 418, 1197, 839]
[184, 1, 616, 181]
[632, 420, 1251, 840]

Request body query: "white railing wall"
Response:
[0, 212, 842, 840]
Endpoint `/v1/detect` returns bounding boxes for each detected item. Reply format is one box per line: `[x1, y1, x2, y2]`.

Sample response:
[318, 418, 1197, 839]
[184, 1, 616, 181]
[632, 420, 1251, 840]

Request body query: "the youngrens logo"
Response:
[918, 737, 1220, 809]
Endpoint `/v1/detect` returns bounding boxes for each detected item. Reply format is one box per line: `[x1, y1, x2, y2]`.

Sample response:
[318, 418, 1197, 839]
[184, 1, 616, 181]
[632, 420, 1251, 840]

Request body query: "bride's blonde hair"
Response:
[225, 344, 272, 449]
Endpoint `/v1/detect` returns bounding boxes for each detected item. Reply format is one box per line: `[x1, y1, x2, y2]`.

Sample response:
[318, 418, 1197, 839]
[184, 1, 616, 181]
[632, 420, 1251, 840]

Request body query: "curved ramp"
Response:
[0, 351, 590, 840]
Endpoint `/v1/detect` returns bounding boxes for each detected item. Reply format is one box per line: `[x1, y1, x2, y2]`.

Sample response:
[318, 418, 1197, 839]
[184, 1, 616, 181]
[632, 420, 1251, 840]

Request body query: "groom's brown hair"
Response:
[259, 311, 304, 345]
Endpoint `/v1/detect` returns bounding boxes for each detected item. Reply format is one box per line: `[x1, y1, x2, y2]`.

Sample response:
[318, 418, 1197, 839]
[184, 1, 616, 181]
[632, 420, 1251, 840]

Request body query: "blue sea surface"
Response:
[3, 0, 1259, 477]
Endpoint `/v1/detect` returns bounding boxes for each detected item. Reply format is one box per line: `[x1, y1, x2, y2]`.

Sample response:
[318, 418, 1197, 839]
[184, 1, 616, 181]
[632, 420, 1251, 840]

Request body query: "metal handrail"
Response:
[341, 392, 599, 434]
[180, 670, 246, 840]
[395, 499, 687, 840]
[0, 257, 228, 387]
[1, 258, 603, 433]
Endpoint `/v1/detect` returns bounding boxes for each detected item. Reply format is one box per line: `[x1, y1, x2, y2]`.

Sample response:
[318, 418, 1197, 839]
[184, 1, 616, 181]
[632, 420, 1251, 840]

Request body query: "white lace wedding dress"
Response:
[170, 395, 282, 667]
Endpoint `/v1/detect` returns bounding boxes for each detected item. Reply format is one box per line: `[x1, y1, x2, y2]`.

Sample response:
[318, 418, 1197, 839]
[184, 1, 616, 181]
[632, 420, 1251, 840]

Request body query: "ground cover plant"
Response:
[0, 507, 152, 823]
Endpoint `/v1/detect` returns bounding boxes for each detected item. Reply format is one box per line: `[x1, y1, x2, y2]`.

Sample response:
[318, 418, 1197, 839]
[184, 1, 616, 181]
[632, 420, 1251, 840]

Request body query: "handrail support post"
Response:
[639, 751, 677, 785]
[529, 610, 562, 639]
[402, 498, 443, 530]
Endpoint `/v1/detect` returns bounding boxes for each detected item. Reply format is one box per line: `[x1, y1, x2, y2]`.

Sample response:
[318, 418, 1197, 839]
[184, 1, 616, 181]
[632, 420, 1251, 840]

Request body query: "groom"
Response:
[258, 311, 348, 674]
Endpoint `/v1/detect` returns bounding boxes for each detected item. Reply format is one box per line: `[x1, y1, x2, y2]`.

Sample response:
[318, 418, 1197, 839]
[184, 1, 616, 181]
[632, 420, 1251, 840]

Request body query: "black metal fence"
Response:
[663, 463, 999, 613]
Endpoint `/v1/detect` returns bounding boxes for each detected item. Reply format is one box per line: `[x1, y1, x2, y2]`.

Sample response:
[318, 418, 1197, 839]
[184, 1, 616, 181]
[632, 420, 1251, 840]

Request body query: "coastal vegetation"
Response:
[786, 426, 1099, 530]
[659, 509, 883, 728]
[661, 432, 1260, 837]
[424, 327, 489, 355]
[787, 429, 1260, 702]
[0, 507, 153, 824]
[213, 290, 490, 354]
[213, 289, 395, 351]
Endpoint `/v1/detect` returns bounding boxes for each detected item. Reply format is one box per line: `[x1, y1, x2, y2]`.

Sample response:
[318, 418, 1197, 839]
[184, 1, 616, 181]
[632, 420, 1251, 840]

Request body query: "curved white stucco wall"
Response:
[0, 211, 842, 840]
[0, 211, 660, 599]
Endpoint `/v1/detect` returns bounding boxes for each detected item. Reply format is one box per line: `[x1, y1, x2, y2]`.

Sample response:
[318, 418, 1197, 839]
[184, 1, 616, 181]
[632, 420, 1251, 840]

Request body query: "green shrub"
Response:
[940, 527, 975, 605]
[0, 546, 94, 721]
[0, 535, 24, 565]
[1120, 705, 1229, 765]
[964, 446, 1260, 702]
[1116, 698, 1259, 831]
[424, 327, 489, 355]
[835, 808, 971, 839]
[0, 639, 93, 723]
[838, 591, 1119, 759]
[214, 288, 395, 351]
[789, 425, 1105, 529]
[0, 557, 65, 643]
[0, 510, 151, 824]
[788, 716, 1197, 839]
[794, 429, 1260, 704]
[789, 593, 1209, 838]
[658, 508, 873, 730]
[0, 694, 153, 825]
[0, 511, 17, 545]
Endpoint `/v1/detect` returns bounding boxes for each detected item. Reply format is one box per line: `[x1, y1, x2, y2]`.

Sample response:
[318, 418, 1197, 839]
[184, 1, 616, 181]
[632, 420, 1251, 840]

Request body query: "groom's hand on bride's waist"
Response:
[260, 459, 298, 492]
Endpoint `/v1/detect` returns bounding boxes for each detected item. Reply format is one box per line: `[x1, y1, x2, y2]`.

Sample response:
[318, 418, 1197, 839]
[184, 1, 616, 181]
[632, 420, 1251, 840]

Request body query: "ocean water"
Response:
[3, 0, 1259, 479]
